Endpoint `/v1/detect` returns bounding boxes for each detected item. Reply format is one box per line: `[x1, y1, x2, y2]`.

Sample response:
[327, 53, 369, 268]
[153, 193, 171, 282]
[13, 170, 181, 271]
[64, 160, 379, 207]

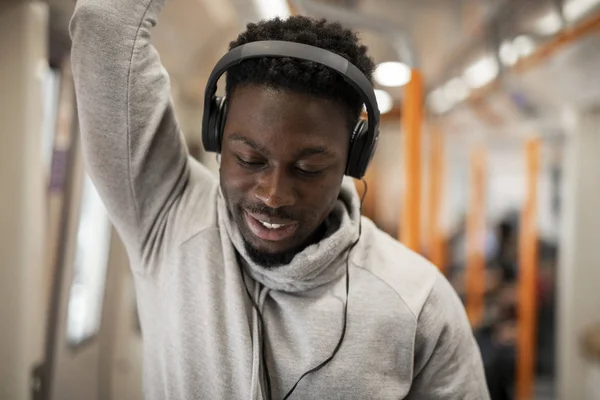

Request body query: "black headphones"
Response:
[201, 40, 380, 179]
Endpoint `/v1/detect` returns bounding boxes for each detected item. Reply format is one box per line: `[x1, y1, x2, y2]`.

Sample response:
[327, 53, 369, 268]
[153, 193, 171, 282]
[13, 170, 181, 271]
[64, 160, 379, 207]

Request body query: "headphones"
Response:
[201, 40, 380, 179]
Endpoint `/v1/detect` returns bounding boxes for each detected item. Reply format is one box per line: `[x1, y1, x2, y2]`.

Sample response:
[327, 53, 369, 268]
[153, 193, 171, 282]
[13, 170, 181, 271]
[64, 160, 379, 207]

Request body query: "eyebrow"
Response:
[296, 146, 336, 159]
[228, 133, 336, 159]
[228, 133, 270, 156]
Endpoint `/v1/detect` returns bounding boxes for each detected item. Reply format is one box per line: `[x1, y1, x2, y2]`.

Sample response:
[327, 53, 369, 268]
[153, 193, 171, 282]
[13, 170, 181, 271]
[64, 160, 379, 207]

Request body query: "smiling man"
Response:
[222, 85, 353, 268]
[70, 0, 489, 399]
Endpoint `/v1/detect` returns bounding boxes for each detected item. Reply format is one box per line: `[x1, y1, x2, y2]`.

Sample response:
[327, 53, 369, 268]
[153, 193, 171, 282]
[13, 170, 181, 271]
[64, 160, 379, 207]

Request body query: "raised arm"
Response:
[406, 273, 491, 399]
[70, 0, 189, 261]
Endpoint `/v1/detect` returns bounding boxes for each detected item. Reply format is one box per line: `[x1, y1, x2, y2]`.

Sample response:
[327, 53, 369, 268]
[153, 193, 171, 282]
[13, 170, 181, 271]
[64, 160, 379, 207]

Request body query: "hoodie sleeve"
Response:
[69, 0, 207, 263]
[406, 273, 491, 399]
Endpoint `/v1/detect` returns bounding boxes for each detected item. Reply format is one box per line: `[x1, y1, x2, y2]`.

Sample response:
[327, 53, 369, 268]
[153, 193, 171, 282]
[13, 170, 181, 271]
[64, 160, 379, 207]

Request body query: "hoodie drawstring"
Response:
[250, 283, 261, 400]
[245, 271, 272, 400]
[257, 286, 270, 399]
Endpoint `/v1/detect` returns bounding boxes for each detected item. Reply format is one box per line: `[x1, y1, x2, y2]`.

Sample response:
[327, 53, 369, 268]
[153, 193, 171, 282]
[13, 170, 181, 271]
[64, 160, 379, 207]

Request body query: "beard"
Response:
[242, 237, 300, 269]
[238, 208, 327, 269]
[226, 192, 329, 269]
[234, 201, 311, 269]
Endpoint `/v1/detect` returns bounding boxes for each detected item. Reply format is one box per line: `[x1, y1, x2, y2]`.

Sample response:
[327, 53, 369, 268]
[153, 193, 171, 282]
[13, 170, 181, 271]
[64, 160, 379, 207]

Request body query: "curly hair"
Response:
[226, 16, 375, 129]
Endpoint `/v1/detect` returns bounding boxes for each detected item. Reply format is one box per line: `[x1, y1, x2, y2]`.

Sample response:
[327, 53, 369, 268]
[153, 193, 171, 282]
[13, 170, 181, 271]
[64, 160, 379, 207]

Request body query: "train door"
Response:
[40, 62, 111, 400]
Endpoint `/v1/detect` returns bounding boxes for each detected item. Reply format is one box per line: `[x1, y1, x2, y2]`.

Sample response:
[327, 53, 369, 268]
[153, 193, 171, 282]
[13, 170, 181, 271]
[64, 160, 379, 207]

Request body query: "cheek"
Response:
[305, 177, 344, 221]
[219, 158, 252, 203]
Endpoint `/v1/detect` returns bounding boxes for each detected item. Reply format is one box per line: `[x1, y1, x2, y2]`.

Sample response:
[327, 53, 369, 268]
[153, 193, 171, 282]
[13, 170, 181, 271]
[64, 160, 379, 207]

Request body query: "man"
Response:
[70, 0, 489, 398]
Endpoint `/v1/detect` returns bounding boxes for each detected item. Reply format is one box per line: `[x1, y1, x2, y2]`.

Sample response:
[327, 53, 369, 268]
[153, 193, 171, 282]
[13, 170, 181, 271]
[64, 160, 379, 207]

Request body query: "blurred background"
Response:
[1, 0, 600, 399]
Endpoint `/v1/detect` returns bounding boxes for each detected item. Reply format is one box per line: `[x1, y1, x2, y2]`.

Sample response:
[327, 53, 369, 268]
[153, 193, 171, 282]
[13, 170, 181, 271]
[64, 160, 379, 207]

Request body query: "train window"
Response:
[66, 173, 112, 347]
[41, 67, 61, 179]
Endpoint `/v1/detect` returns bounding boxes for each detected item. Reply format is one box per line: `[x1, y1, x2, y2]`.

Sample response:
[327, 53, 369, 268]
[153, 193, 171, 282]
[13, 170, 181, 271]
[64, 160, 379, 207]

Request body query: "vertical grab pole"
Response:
[427, 123, 446, 273]
[399, 69, 424, 252]
[286, 0, 299, 15]
[517, 138, 540, 400]
[465, 146, 486, 327]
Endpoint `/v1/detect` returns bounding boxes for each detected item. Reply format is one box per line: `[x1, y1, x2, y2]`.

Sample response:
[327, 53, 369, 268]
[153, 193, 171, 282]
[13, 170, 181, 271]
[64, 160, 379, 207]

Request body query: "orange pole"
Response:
[463, 13, 600, 108]
[516, 138, 540, 400]
[286, 0, 300, 16]
[515, 13, 600, 73]
[399, 69, 424, 252]
[427, 124, 447, 273]
[465, 146, 486, 327]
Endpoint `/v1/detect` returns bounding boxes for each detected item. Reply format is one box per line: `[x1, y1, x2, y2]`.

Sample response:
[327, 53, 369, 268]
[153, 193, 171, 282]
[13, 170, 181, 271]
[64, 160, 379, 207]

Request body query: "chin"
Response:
[246, 233, 297, 254]
[239, 219, 310, 268]
[242, 236, 300, 269]
[231, 202, 325, 268]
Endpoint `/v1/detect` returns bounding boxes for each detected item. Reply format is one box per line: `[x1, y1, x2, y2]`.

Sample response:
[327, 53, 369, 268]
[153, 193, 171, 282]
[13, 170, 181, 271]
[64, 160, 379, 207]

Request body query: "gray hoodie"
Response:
[69, 0, 490, 399]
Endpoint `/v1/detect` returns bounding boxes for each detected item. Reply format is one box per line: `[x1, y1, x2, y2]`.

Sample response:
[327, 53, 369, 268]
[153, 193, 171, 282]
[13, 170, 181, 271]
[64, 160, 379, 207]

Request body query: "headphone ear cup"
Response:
[346, 120, 374, 179]
[203, 96, 227, 153]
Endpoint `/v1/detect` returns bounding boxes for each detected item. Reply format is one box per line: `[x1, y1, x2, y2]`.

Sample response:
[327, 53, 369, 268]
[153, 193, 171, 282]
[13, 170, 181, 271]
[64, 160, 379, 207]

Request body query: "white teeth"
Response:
[260, 221, 285, 229]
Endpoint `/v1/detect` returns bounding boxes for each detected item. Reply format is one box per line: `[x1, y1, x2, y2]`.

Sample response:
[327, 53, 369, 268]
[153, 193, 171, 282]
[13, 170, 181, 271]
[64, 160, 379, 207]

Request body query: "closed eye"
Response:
[295, 166, 325, 177]
[236, 156, 265, 168]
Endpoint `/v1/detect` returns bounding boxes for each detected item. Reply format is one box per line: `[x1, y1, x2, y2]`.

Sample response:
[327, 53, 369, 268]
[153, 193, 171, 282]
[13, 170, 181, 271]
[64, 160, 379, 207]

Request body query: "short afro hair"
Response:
[226, 16, 375, 129]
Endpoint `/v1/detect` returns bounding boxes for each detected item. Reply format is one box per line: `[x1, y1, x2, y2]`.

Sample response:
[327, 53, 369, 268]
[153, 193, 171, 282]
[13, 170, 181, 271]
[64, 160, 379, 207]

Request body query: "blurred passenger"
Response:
[485, 274, 518, 400]
[69, 0, 489, 398]
[536, 241, 558, 377]
[495, 217, 519, 282]
[481, 220, 558, 399]
[478, 217, 518, 400]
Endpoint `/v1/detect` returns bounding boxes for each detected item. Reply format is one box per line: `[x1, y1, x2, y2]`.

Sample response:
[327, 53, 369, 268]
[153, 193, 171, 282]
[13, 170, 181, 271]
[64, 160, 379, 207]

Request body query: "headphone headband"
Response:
[202, 40, 380, 146]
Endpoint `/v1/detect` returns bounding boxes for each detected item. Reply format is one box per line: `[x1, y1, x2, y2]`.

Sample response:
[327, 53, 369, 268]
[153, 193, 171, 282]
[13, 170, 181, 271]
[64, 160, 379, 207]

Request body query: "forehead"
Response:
[224, 85, 349, 152]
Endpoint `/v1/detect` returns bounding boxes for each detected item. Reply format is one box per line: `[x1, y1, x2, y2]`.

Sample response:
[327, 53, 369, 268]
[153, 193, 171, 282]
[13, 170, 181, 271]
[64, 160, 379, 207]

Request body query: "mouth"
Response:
[244, 210, 299, 242]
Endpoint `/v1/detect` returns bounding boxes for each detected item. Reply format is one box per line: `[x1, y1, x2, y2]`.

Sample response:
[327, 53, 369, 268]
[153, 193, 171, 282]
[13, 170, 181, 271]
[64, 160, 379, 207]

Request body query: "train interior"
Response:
[1, 0, 600, 399]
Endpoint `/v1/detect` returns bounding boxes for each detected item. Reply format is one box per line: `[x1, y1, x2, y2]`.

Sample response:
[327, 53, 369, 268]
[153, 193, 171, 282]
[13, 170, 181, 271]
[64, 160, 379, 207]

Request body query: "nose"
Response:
[254, 167, 296, 209]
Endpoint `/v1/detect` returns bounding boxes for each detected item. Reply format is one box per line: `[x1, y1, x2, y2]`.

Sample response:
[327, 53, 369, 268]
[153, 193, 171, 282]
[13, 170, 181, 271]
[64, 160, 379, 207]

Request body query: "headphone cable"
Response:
[238, 256, 273, 400]
[242, 180, 368, 400]
[281, 180, 367, 400]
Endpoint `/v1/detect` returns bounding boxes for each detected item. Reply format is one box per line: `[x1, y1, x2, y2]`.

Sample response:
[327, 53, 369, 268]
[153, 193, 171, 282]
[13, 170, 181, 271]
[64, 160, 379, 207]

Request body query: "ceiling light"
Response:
[444, 77, 469, 103]
[499, 40, 519, 66]
[428, 88, 454, 114]
[513, 35, 536, 58]
[374, 89, 393, 114]
[373, 62, 412, 87]
[462, 56, 499, 89]
[534, 12, 563, 36]
[564, 0, 600, 21]
[254, 0, 291, 20]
